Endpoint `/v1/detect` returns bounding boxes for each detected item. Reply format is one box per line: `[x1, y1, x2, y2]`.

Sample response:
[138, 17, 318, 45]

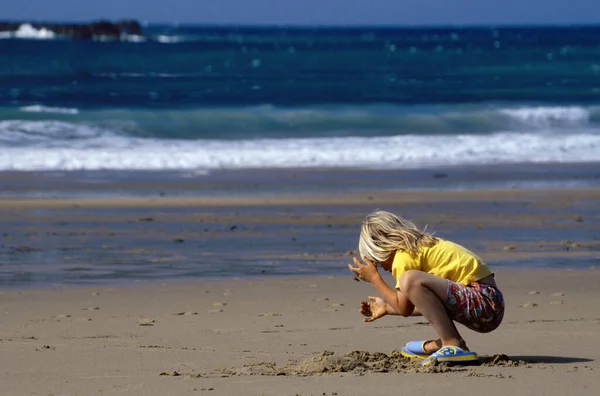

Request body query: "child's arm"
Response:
[349, 257, 419, 317]
[361, 296, 422, 322]
[370, 275, 416, 317]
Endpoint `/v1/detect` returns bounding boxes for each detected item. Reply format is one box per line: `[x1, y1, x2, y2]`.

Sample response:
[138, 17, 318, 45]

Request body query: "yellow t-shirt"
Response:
[392, 238, 492, 289]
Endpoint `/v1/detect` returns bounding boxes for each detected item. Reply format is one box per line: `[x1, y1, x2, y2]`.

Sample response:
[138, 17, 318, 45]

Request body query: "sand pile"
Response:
[204, 350, 530, 378]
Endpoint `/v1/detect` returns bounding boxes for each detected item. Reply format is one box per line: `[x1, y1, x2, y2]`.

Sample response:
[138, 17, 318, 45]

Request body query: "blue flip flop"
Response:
[400, 340, 435, 359]
[421, 346, 479, 366]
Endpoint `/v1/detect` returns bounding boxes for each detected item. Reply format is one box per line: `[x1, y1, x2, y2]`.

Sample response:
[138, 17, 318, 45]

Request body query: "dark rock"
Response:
[116, 20, 142, 35]
[0, 20, 144, 40]
[0, 22, 20, 32]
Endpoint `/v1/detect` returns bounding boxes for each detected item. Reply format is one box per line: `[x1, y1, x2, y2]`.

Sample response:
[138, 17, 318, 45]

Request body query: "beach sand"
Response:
[1, 188, 599, 395]
[1, 269, 599, 395]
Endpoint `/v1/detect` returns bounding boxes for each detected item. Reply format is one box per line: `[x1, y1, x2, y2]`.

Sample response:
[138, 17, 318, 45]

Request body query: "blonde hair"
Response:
[358, 210, 438, 262]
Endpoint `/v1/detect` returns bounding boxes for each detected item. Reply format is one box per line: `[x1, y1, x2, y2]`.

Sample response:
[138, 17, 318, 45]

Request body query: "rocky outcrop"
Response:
[0, 20, 143, 39]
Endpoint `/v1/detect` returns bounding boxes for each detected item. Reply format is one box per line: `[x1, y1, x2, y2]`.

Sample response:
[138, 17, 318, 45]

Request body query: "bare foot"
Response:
[423, 340, 442, 354]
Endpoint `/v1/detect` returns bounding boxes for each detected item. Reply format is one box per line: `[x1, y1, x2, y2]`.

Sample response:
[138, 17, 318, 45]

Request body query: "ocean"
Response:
[1, 24, 599, 287]
[0, 24, 599, 178]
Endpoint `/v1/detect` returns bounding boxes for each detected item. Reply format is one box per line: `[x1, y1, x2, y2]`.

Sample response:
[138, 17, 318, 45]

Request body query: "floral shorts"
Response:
[445, 280, 505, 333]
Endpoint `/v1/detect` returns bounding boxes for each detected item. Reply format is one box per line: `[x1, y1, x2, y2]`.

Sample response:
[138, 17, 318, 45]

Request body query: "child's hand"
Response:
[360, 296, 388, 322]
[348, 257, 379, 283]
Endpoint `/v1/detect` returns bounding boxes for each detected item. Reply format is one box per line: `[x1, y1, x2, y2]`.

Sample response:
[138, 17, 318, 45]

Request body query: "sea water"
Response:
[0, 25, 599, 178]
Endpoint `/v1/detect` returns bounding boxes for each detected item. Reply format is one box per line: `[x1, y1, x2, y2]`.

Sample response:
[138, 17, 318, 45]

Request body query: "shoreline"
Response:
[1, 186, 599, 289]
[1, 186, 600, 208]
[1, 162, 600, 199]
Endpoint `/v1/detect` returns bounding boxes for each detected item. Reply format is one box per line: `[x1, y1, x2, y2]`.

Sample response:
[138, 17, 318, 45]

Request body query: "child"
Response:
[348, 210, 504, 366]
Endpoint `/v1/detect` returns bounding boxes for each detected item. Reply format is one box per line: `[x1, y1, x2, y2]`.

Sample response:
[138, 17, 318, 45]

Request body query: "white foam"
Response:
[500, 106, 590, 128]
[121, 34, 146, 43]
[0, 120, 119, 146]
[0, 129, 598, 171]
[19, 105, 79, 115]
[13, 24, 56, 40]
[156, 35, 183, 43]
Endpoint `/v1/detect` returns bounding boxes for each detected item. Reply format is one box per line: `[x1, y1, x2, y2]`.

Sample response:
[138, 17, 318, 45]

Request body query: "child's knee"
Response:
[399, 270, 422, 293]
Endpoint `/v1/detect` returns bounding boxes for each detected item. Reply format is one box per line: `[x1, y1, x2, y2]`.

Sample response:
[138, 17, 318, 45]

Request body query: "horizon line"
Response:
[2, 19, 600, 29]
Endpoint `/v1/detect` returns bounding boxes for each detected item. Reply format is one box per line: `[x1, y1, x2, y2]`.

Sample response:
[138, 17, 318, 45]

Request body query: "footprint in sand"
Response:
[138, 318, 155, 326]
[519, 302, 538, 308]
[212, 302, 227, 307]
[527, 291, 540, 295]
[173, 311, 198, 316]
[551, 292, 565, 297]
[209, 309, 223, 314]
[159, 371, 181, 376]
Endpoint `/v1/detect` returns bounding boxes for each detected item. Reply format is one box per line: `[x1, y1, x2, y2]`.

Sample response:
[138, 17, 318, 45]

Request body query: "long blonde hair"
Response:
[358, 210, 438, 262]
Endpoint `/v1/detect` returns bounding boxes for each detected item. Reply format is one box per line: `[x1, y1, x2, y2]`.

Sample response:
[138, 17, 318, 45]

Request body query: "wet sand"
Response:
[1, 188, 599, 287]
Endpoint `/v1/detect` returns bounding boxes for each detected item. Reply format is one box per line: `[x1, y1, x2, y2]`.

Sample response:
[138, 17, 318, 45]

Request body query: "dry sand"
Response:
[0, 269, 599, 396]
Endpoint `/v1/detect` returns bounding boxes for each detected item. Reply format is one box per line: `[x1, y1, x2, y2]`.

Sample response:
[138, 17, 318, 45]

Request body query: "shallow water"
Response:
[1, 192, 598, 288]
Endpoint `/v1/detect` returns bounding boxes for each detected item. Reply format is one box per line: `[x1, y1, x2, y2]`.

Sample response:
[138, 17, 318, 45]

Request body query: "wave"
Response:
[94, 34, 147, 43]
[0, 121, 598, 171]
[7, 104, 600, 139]
[0, 24, 56, 40]
[499, 106, 590, 128]
[0, 131, 598, 171]
[0, 25, 204, 44]
[1, 104, 599, 171]
[0, 24, 148, 43]
[19, 105, 80, 115]
[156, 34, 184, 43]
[0, 120, 121, 146]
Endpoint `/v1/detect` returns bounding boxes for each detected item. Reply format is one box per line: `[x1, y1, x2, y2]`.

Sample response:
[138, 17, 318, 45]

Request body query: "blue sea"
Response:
[1, 24, 600, 287]
[1, 24, 599, 176]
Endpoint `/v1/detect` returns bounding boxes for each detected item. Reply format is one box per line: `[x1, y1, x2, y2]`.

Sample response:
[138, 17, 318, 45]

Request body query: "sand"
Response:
[1, 188, 599, 395]
[0, 269, 599, 395]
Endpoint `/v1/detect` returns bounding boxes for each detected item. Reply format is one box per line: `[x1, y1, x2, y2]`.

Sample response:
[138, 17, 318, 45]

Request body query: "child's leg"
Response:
[398, 270, 469, 352]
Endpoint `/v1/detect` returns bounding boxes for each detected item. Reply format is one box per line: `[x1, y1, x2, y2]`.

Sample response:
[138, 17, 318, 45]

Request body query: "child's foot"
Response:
[402, 339, 470, 359]
[423, 339, 469, 354]
[421, 346, 479, 366]
[423, 340, 441, 354]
